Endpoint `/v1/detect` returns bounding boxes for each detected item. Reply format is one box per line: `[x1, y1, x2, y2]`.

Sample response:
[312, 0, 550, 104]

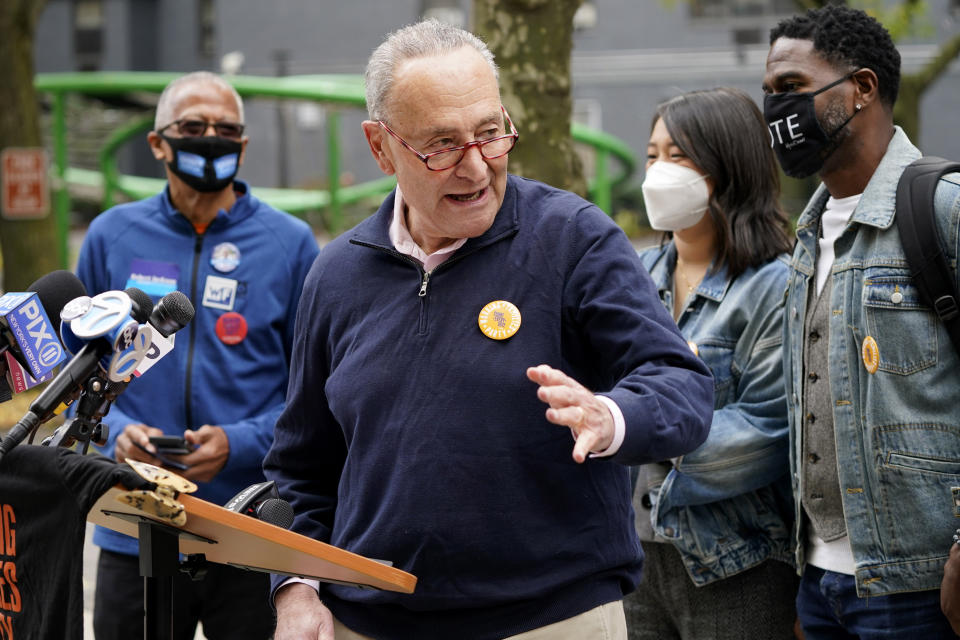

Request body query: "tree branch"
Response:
[908, 30, 960, 93]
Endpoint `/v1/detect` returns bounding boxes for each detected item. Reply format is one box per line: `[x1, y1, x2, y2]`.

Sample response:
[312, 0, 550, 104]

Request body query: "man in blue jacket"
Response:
[77, 71, 319, 639]
[265, 20, 713, 640]
[763, 6, 960, 637]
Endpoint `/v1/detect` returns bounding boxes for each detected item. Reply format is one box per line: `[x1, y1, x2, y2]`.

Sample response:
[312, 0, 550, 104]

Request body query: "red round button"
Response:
[216, 312, 248, 345]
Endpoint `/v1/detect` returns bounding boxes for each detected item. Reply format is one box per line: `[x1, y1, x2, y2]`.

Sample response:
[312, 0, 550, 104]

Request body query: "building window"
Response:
[420, 0, 465, 28]
[688, 0, 795, 24]
[198, 0, 216, 59]
[73, 0, 104, 71]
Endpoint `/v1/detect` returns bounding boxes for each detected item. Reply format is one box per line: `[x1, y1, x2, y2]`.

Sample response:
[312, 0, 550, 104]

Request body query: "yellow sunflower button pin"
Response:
[478, 300, 522, 340]
[861, 335, 880, 374]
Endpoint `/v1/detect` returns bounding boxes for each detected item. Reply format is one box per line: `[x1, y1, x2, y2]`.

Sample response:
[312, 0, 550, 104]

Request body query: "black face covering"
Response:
[763, 74, 858, 179]
[160, 134, 242, 193]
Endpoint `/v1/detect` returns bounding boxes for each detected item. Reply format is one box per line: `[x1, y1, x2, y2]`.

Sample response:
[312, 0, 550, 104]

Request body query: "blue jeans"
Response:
[797, 565, 958, 639]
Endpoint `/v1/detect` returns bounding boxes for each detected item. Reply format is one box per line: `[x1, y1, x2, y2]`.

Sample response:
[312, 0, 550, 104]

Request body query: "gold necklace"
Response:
[675, 257, 699, 294]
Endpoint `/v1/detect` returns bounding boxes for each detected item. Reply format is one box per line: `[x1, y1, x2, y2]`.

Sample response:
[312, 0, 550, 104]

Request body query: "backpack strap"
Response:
[894, 156, 960, 355]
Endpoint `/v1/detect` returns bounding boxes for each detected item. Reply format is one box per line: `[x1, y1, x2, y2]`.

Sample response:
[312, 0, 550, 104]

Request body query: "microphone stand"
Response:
[43, 375, 184, 640]
[41, 373, 114, 452]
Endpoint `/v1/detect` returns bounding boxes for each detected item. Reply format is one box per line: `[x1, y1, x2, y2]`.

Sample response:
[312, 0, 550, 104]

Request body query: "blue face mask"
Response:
[763, 73, 858, 179]
[160, 134, 242, 193]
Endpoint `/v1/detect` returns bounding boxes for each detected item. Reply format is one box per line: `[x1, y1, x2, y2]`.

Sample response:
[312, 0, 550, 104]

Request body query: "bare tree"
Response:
[0, 0, 57, 291]
[473, 0, 588, 196]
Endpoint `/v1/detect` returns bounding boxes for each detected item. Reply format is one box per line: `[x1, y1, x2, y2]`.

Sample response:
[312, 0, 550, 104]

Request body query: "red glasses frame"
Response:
[378, 105, 519, 171]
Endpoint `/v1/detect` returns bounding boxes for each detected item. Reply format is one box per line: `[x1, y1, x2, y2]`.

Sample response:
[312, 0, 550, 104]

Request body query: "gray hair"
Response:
[364, 18, 498, 121]
[154, 71, 245, 130]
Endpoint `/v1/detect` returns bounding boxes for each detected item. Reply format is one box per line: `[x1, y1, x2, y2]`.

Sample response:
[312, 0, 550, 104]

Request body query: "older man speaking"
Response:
[266, 20, 714, 640]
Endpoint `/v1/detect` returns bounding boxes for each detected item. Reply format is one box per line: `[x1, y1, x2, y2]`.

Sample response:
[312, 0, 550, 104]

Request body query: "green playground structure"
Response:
[35, 71, 636, 268]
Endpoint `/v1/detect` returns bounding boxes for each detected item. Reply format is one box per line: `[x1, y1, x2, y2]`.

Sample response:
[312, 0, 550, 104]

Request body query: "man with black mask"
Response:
[762, 6, 960, 638]
[76, 71, 319, 639]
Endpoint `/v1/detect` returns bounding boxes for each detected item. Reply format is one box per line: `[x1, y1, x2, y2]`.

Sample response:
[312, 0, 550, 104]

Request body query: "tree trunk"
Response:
[473, 0, 587, 196]
[893, 31, 960, 143]
[0, 0, 57, 292]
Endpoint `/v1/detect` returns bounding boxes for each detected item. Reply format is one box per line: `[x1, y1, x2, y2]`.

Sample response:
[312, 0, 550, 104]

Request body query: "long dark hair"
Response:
[655, 87, 793, 278]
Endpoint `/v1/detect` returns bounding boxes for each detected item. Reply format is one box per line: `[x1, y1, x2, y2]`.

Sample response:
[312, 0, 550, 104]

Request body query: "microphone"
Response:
[1, 271, 87, 397]
[0, 289, 195, 460]
[225, 481, 294, 529]
[149, 291, 195, 338]
[0, 289, 149, 459]
[134, 291, 195, 377]
[125, 287, 153, 324]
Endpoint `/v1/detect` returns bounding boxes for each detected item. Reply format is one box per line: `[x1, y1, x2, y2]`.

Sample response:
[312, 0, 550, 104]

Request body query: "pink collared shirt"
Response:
[388, 187, 466, 272]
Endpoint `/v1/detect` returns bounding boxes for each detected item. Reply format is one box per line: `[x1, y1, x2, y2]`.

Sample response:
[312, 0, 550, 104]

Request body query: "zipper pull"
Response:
[418, 271, 431, 297]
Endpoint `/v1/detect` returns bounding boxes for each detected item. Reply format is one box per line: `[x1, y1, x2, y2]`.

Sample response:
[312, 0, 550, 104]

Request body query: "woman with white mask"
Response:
[625, 88, 798, 640]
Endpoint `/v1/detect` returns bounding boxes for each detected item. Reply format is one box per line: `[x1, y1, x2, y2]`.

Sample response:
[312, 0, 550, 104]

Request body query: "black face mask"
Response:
[160, 134, 242, 193]
[763, 74, 859, 179]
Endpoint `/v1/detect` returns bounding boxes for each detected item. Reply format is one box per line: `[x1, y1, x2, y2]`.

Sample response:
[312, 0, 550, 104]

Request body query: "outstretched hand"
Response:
[527, 364, 615, 463]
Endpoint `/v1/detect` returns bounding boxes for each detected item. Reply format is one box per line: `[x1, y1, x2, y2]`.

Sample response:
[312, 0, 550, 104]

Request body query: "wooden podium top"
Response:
[88, 485, 417, 594]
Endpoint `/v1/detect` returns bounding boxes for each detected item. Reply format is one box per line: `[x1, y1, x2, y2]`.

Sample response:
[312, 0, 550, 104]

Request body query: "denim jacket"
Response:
[784, 127, 960, 596]
[638, 244, 794, 586]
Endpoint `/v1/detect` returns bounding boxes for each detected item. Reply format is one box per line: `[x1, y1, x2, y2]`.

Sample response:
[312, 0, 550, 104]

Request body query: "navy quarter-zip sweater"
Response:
[265, 175, 713, 639]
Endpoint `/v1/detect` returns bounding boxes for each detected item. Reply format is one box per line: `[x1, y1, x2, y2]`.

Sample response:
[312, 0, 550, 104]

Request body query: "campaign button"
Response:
[478, 300, 521, 340]
[211, 242, 241, 273]
[861, 336, 879, 374]
[216, 311, 248, 345]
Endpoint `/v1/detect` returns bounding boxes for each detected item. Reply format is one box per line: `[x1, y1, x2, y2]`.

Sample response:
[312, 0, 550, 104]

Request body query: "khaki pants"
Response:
[332, 600, 627, 640]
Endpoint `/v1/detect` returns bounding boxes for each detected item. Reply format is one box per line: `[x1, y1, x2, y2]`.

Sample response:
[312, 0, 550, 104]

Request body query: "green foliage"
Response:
[852, 0, 934, 41]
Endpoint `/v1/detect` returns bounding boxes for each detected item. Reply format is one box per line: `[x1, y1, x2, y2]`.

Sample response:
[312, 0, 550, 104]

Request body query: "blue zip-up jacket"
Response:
[77, 181, 319, 556]
[637, 244, 794, 586]
[784, 127, 960, 596]
[264, 175, 714, 640]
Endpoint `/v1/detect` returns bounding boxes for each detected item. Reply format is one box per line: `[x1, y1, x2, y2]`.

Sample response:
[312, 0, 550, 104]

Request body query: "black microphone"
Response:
[225, 481, 294, 529]
[133, 291, 195, 377]
[125, 287, 153, 325]
[26, 271, 89, 341]
[149, 291, 195, 338]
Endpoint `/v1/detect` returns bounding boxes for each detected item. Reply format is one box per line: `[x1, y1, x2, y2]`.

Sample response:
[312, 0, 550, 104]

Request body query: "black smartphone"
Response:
[132, 439, 190, 471]
[148, 435, 195, 455]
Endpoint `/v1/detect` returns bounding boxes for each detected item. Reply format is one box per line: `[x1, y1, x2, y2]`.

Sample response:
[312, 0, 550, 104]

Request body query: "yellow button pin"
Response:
[478, 300, 521, 340]
[862, 336, 879, 374]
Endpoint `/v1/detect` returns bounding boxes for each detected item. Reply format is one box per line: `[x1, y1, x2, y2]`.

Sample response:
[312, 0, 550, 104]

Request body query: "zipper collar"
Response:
[159, 179, 258, 234]
[349, 174, 522, 256]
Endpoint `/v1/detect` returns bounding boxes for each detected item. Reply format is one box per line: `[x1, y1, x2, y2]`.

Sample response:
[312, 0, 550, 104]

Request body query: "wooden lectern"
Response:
[88, 484, 417, 639]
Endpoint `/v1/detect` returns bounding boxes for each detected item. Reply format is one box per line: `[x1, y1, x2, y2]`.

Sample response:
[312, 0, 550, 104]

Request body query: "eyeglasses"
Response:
[157, 119, 246, 140]
[378, 106, 519, 171]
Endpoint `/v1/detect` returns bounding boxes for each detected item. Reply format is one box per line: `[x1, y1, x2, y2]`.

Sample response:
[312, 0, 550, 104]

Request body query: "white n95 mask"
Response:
[641, 161, 710, 231]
